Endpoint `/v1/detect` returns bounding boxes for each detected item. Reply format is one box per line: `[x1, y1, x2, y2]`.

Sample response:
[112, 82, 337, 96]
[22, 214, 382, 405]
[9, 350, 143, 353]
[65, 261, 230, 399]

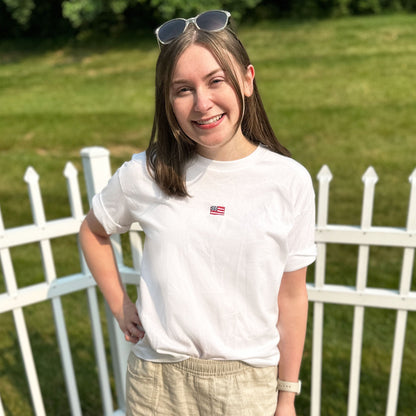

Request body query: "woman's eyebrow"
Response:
[171, 68, 224, 86]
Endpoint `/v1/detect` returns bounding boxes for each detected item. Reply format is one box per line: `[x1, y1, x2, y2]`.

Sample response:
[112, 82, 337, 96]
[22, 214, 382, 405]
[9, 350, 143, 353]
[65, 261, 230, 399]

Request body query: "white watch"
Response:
[277, 378, 302, 395]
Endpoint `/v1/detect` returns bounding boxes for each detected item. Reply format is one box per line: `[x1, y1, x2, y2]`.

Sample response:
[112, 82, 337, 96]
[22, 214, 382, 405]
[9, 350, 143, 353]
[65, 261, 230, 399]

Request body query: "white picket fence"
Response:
[0, 146, 415, 416]
[309, 165, 416, 416]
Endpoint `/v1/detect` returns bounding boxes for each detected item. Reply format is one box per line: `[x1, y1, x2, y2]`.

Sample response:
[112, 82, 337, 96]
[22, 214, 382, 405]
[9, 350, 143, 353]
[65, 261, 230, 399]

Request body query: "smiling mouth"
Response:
[194, 114, 224, 126]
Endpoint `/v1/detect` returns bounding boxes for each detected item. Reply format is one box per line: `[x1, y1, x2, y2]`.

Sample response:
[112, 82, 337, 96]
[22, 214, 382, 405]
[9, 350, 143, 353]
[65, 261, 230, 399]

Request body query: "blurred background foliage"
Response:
[1, 0, 415, 38]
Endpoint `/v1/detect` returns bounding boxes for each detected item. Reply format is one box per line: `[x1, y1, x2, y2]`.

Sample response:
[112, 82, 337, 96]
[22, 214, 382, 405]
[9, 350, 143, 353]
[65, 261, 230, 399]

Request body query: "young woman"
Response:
[80, 10, 316, 416]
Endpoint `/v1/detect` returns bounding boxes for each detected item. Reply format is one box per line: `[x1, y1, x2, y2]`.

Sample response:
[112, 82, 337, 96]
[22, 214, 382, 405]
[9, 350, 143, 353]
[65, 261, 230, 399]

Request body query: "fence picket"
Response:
[348, 167, 378, 416]
[64, 162, 84, 221]
[0, 208, 46, 416]
[86, 286, 115, 415]
[65, 162, 115, 415]
[386, 169, 416, 416]
[316, 165, 332, 230]
[24, 167, 82, 416]
[310, 165, 333, 416]
[406, 169, 416, 231]
[81, 147, 131, 410]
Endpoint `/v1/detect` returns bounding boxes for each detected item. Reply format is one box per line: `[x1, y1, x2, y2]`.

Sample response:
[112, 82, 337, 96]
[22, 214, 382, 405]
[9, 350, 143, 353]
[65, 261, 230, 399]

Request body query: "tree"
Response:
[3, 0, 35, 26]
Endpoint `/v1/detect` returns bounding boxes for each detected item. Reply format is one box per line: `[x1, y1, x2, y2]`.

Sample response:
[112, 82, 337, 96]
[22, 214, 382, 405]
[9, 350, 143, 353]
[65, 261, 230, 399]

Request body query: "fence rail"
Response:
[0, 147, 415, 416]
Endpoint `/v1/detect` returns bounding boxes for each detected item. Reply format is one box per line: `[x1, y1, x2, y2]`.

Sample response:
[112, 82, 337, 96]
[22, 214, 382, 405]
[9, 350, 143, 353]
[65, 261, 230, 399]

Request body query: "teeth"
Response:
[196, 114, 222, 125]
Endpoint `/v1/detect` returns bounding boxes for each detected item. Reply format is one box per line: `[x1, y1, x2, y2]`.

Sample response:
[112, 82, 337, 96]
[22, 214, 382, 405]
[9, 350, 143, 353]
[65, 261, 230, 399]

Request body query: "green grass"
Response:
[1, 13, 416, 415]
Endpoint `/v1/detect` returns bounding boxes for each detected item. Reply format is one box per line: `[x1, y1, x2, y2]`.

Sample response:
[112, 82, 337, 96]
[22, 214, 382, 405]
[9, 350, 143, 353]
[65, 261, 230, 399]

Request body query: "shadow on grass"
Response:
[0, 28, 156, 66]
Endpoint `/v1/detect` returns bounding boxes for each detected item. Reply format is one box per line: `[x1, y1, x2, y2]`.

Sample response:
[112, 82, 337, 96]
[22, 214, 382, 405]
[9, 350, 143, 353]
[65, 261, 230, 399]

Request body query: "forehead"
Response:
[172, 44, 221, 78]
[171, 43, 241, 82]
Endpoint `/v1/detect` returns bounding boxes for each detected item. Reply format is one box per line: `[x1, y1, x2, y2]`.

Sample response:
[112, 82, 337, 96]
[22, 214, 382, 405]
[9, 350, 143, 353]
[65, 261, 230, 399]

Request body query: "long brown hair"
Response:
[146, 25, 290, 197]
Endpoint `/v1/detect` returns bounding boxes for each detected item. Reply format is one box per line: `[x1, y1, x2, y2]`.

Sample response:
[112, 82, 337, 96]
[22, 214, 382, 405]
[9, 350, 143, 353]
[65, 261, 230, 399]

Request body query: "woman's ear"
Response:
[243, 64, 255, 97]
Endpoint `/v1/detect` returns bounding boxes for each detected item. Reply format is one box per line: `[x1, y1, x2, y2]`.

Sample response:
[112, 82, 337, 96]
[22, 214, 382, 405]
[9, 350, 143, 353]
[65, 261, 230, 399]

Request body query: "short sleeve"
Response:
[92, 165, 135, 235]
[284, 171, 317, 272]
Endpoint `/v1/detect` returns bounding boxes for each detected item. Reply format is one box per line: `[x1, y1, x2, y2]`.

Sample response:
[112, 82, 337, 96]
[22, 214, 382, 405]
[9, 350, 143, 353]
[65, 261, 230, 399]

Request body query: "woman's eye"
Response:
[176, 86, 191, 95]
[211, 78, 224, 86]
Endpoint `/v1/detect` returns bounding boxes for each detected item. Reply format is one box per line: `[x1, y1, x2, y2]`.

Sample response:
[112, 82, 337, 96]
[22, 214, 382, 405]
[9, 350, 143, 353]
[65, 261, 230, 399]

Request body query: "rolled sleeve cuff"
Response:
[284, 244, 317, 272]
[92, 193, 131, 235]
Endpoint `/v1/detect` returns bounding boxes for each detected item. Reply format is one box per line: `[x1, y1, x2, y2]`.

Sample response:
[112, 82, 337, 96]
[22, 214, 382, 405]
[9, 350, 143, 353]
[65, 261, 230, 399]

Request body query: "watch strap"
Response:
[277, 378, 302, 395]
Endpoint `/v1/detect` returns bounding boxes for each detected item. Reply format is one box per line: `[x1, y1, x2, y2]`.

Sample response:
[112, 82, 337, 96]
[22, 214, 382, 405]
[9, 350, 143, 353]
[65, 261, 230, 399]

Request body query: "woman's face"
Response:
[169, 44, 255, 160]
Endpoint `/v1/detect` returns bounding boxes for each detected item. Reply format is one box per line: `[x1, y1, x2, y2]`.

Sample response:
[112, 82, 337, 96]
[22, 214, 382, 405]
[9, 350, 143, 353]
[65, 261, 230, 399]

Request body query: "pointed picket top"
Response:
[361, 166, 379, 185]
[24, 166, 46, 227]
[406, 168, 416, 231]
[360, 166, 378, 229]
[64, 162, 84, 220]
[316, 165, 333, 228]
[317, 165, 333, 183]
[63, 161, 78, 179]
[24, 166, 40, 184]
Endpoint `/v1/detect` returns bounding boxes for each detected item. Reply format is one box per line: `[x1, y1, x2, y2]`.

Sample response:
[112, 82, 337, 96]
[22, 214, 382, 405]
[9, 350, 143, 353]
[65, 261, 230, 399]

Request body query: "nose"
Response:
[194, 89, 212, 113]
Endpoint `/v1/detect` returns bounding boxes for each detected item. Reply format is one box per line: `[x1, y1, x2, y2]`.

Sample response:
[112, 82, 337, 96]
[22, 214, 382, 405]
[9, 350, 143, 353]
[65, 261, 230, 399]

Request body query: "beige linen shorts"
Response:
[126, 352, 278, 416]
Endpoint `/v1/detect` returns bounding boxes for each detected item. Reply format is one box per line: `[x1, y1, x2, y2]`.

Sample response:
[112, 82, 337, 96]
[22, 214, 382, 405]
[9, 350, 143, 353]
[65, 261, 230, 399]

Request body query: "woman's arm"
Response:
[275, 266, 309, 416]
[79, 210, 144, 343]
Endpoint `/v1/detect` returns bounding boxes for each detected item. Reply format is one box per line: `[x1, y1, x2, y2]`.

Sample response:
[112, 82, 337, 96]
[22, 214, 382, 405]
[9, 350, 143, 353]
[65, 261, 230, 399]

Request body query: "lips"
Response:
[193, 114, 224, 127]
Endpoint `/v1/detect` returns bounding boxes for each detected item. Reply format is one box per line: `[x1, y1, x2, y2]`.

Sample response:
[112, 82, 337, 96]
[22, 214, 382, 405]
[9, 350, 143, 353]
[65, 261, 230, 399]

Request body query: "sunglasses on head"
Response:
[155, 10, 231, 46]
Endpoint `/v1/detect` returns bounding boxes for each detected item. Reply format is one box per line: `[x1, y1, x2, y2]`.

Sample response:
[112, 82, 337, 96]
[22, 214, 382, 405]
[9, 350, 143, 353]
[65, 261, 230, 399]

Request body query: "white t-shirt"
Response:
[92, 145, 316, 367]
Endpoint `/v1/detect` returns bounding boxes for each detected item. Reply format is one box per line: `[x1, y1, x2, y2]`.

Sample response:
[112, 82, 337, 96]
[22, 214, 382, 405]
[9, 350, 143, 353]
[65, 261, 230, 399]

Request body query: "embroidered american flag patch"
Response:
[210, 206, 225, 216]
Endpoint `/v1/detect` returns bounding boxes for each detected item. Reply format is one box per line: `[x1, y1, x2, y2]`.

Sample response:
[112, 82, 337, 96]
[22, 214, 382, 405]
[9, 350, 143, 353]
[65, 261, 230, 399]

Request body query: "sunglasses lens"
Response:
[156, 11, 230, 45]
[196, 10, 229, 31]
[158, 18, 187, 44]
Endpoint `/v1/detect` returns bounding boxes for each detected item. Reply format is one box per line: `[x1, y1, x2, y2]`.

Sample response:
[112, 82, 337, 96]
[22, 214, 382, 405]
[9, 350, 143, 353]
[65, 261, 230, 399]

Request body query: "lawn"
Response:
[0, 13, 415, 415]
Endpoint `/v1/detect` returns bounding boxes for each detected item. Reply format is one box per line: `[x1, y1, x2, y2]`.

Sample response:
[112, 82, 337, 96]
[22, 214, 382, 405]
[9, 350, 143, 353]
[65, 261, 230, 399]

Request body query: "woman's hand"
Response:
[114, 295, 145, 343]
[275, 392, 297, 416]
